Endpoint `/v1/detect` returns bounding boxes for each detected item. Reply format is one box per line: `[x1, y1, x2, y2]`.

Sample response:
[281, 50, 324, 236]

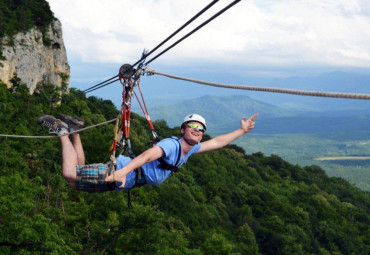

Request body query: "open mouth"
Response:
[191, 131, 201, 137]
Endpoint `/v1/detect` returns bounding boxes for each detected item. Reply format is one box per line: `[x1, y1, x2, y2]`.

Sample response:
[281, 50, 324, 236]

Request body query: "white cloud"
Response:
[48, 0, 370, 74]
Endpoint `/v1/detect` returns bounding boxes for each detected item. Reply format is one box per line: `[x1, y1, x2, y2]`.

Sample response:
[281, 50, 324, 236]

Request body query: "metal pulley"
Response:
[118, 64, 136, 79]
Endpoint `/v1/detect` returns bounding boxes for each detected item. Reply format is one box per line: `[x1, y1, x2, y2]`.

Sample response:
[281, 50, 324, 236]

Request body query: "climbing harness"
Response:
[107, 60, 162, 208]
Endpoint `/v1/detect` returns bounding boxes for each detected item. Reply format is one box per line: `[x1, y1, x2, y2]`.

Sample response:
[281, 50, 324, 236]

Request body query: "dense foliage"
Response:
[0, 80, 369, 254]
[0, 0, 54, 61]
[0, 0, 54, 38]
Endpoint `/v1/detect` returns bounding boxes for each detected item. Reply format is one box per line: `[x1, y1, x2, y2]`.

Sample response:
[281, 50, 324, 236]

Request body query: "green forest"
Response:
[0, 0, 54, 38]
[0, 78, 369, 254]
[0, 0, 54, 62]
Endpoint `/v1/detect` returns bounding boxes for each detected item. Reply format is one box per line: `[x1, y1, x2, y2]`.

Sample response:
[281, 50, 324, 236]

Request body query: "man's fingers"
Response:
[250, 113, 259, 121]
[243, 113, 259, 122]
[105, 175, 113, 182]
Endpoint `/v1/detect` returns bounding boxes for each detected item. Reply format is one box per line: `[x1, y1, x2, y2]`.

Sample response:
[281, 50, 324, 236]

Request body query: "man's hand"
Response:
[241, 113, 259, 133]
[197, 113, 259, 154]
[105, 169, 126, 188]
[104, 146, 165, 189]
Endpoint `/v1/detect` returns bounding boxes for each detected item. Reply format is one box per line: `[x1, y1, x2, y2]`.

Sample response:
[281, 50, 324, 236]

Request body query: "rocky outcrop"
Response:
[0, 19, 70, 94]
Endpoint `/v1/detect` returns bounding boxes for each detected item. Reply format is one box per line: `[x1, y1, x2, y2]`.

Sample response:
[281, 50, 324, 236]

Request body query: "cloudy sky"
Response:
[47, 0, 370, 85]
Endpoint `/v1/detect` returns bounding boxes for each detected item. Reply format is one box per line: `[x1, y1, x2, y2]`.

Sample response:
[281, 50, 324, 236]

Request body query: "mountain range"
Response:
[137, 94, 370, 137]
[74, 70, 370, 113]
[138, 70, 370, 109]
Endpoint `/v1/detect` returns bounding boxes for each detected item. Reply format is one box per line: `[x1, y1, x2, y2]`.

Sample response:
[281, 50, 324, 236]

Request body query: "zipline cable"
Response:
[62, 76, 120, 101]
[63, 77, 120, 100]
[147, 69, 370, 100]
[82, 77, 120, 94]
[81, 75, 119, 94]
[131, 0, 220, 68]
[76, 0, 221, 96]
[146, 0, 242, 65]
[0, 118, 117, 139]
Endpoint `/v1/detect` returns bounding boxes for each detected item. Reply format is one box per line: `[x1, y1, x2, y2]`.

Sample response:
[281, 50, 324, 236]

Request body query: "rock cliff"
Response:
[0, 19, 70, 94]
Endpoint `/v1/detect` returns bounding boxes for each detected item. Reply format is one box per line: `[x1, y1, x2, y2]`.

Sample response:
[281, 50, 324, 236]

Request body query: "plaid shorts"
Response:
[75, 163, 115, 192]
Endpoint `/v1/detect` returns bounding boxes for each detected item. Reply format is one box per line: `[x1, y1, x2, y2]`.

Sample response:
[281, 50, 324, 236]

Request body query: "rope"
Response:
[0, 118, 117, 139]
[148, 69, 370, 100]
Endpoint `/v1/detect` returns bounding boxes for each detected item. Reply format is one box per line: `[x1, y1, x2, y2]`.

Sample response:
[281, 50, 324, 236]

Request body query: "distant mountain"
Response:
[255, 71, 370, 111]
[270, 71, 370, 93]
[256, 115, 370, 135]
[145, 94, 370, 136]
[147, 95, 301, 132]
[74, 70, 370, 113]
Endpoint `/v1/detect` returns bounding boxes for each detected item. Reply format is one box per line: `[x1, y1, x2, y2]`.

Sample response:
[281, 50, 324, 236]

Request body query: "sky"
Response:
[46, 0, 370, 106]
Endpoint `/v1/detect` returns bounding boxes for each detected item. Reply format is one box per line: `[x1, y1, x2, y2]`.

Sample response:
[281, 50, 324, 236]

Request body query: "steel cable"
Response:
[146, 0, 242, 65]
[77, 0, 222, 96]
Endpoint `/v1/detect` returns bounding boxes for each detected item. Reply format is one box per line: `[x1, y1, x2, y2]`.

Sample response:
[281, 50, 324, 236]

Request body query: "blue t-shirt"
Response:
[114, 137, 200, 190]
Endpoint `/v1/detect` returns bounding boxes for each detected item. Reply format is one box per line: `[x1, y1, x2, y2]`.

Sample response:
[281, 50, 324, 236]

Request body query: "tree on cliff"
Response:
[0, 0, 55, 63]
[0, 0, 54, 38]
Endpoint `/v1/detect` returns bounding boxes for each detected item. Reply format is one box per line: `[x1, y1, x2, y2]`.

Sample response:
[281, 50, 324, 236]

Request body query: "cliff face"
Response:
[0, 19, 70, 94]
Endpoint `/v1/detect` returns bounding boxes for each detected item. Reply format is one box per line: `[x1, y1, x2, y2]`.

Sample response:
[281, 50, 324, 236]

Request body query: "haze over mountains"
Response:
[75, 70, 370, 114]
[133, 70, 370, 111]
[77, 70, 370, 141]
[144, 94, 370, 137]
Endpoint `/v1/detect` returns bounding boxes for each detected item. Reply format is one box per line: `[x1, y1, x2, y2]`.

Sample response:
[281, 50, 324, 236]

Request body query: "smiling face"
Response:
[181, 121, 205, 145]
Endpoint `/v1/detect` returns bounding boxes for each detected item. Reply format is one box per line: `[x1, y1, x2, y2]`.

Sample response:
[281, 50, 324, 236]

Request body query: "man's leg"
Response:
[37, 114, 86, 189]
[60, 135, 78, 187]
[70, 134, 85, 165]
[56, 114, 86, 187]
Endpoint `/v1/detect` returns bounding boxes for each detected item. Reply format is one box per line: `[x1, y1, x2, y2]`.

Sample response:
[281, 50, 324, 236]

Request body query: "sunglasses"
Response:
[186, 123, 205, 133]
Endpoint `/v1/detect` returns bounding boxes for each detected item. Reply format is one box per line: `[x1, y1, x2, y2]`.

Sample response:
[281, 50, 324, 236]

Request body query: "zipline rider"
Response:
[37, 113, 258, 192]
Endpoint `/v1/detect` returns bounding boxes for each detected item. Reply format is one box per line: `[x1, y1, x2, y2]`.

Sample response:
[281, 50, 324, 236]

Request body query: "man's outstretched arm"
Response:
[197, 113, 258, 154]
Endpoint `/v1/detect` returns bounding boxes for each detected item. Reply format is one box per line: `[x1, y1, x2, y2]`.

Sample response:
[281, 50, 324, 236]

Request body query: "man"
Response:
[37, 113, 258, 192]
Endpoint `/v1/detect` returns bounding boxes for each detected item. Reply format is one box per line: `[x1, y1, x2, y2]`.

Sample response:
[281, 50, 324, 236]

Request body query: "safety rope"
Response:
[133, 81, 159, 140]
[147, 69, 370, 100]
[0, 118, 117, 139]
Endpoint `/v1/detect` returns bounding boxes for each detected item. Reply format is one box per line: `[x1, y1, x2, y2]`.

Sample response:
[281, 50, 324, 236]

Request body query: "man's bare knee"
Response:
[62, 172, 76, 183]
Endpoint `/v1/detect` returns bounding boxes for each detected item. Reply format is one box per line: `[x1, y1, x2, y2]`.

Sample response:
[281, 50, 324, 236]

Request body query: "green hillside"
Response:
[0, 81, 369, 254]
[147, 95, 298, 132]
[146, 95, 370, 136]
[237, 133, 370, 191]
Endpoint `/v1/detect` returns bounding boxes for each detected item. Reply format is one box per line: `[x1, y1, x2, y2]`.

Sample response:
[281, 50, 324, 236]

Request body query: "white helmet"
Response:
[182, 114, 207, 131]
